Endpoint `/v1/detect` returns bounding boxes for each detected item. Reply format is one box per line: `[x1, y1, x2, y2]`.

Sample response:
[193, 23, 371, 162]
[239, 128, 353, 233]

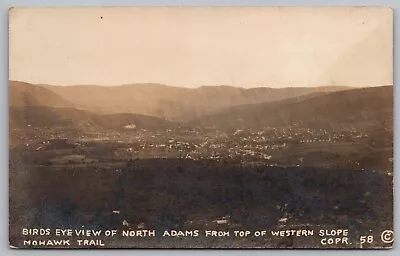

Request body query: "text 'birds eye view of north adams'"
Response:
[8, 7, 394, 249]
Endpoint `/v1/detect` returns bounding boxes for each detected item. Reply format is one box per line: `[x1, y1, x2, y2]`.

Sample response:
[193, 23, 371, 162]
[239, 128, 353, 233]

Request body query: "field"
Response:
[9, 141, 393, 248]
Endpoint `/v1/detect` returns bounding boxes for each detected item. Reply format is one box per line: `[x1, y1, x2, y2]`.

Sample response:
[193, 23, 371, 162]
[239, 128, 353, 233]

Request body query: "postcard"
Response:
[8, 6, 393, 249]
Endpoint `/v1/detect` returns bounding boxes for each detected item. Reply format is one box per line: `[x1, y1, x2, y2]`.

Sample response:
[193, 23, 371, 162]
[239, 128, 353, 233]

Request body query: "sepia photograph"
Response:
[8, 7, 393, 249]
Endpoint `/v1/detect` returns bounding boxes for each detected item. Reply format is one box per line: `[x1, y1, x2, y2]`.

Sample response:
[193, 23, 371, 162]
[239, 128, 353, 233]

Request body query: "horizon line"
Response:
[9, 80, 393, 90]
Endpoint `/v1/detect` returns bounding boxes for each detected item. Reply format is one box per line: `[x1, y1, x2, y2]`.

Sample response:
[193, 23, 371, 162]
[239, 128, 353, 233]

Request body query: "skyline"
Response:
[8, 79, 392, 89]
[9, 7, 393, 88]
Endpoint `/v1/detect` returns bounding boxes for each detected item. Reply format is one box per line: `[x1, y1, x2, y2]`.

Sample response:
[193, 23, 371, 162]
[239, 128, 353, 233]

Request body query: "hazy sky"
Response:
[9, 7, 393, 88]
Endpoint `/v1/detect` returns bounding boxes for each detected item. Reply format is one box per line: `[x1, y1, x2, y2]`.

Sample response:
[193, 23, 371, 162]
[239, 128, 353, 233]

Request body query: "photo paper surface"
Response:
[8, 7, 394, 249]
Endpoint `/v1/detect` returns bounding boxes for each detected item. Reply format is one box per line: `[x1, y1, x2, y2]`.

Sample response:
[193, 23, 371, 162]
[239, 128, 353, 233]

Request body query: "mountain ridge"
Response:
[9, 80, 353, 121]
[10, 80, 358, 90]
[191, 85, 393, 130]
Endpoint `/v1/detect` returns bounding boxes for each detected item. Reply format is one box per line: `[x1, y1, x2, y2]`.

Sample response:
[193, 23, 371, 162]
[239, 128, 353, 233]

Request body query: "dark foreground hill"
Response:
[9, 159, 393, 248]
[193, 86, 393, 130]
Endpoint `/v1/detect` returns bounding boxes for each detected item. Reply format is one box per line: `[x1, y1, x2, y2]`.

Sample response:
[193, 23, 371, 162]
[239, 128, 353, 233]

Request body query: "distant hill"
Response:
[9, 81, 391, 131]
[9, 106, 178, 132]
[9, 81, 74, 108]
[36, 82, 350, 120]
[192, 86, 393, 131]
